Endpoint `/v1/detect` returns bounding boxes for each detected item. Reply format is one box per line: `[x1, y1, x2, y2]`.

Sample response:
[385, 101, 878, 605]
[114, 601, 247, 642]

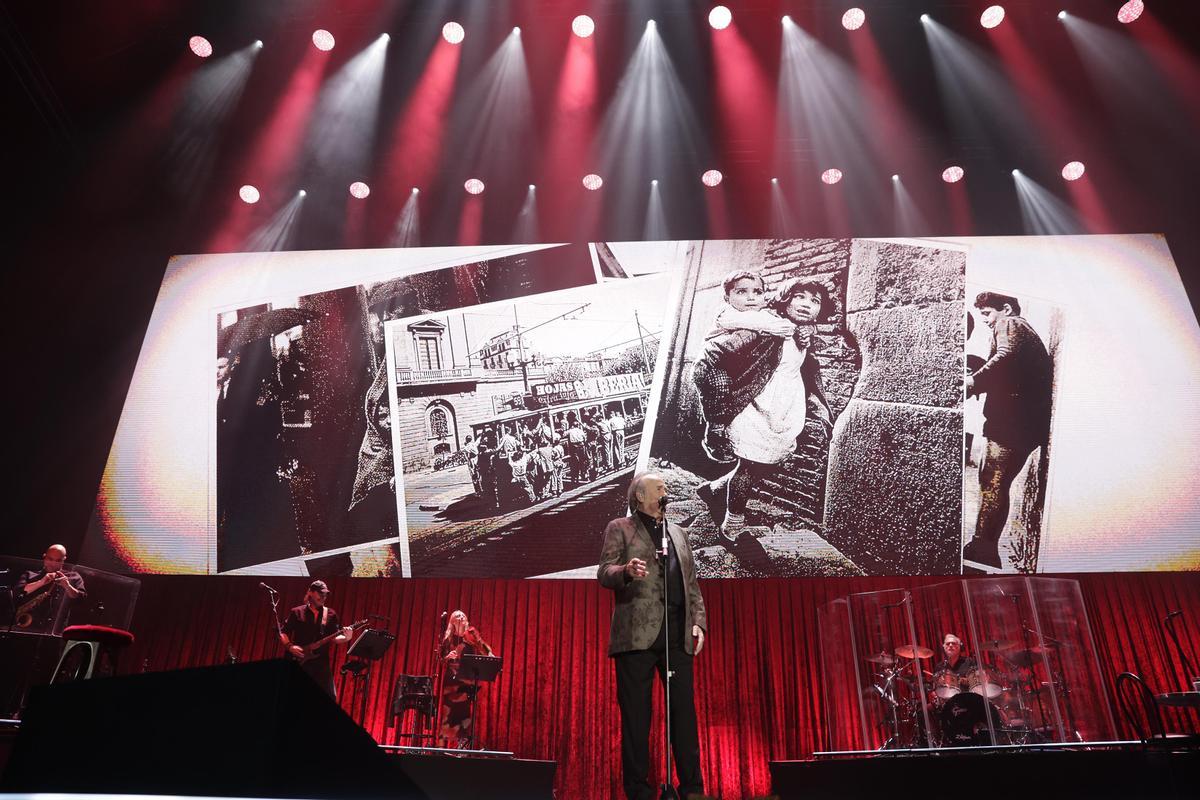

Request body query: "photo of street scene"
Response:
[385, 275, 674, 578]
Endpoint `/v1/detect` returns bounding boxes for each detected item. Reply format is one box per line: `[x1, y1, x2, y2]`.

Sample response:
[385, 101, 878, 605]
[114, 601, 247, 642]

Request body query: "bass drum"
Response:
[937, 692, 1005, 747]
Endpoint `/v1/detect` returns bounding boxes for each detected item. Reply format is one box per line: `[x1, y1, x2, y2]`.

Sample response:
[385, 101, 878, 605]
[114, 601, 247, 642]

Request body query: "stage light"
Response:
[942, 165, 965, 183]
[1062, 161, 1086, 181]
[298, 189, 307, 197]
[312, 29, 335, 51]
[464, 178, 485, 195]
[254, 40, 263, 49]
[651, 179, 659, 186]
[1117, 1, 1144, 24]
[512, 27, 520, 36]
[647, 19, 657, 31]
[709, 6, 732, 30]
[238, 185, 260, 204]
[1011, 169, 1021, 177]
[782, 15, 793, 26]
[528, 184, 536, 190]
[572, 15, 594, 38]
[821, 168, 843, 185]
[582, 174, 603, 191]
[189, 36, 213, 58]
[442, 22, 465, 45]
[980, 6, 1005, 29]
[920, 14, 931, 23]
[349, 181, 370, 199]
[701, 169, 723, 187]
[892, 174, 900, 181]
[842, 8, 866, 31]
[771, 177, 779, 183]
[380, 33, 390, 43]
[1057, 11, 1067, 21]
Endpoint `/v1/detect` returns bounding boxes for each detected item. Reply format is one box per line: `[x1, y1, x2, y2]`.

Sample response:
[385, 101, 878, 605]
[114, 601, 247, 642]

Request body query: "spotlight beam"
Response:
[1011, 171, 1084, 235]
[301, 35, 390, 178]
[595, 23, 707, 237]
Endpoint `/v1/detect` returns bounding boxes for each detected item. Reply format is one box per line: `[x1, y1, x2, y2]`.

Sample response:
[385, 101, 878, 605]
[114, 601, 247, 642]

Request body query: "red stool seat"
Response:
[62, 625, 135, 648]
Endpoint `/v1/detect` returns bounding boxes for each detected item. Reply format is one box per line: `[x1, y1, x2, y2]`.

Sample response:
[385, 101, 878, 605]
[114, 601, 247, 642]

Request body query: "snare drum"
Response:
[932, 669, 963, 700]
[966, 667, 1004, 699]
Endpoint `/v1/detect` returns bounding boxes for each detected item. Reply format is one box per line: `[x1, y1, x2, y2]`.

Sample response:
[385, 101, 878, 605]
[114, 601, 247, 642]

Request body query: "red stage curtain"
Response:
[118, 572, 1199, 800]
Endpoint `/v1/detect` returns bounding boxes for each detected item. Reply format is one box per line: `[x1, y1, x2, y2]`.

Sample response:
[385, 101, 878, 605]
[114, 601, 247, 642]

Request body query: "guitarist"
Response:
[13, 544, 86, 631]
[279, 580, 351, 698]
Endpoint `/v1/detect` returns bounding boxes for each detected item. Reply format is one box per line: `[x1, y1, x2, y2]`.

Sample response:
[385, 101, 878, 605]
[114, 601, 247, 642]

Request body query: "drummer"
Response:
[935, 633, 976, 678]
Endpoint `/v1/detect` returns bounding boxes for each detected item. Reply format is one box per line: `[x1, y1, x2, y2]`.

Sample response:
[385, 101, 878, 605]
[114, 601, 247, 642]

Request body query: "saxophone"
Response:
[15, 573, 58, 628]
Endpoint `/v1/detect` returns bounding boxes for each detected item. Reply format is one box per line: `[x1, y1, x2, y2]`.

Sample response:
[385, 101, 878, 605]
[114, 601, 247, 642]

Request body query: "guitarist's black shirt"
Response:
[282, 603, 342, 698]
[282, 603, 341, 664]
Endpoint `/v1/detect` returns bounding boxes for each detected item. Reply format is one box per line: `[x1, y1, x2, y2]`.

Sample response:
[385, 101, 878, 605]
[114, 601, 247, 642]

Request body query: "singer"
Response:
[598, 471, 707, 800]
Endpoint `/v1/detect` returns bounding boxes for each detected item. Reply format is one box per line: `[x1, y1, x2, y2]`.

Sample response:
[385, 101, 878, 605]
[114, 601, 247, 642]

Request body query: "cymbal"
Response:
[1013, 643, 1057, 653]
[894, 644, 934, 660]
[979, 639, 1018, 651]
[866, 652, 897, 665]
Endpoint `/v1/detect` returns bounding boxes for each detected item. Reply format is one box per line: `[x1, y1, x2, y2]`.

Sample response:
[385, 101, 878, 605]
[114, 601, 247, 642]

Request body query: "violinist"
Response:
[438, 610, 494, 747]
[13, 545, 86, 631]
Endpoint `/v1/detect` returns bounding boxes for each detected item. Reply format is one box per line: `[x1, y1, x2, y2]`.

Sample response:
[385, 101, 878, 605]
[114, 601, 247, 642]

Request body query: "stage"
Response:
[772, 747, 1200, 799]
[0, 572, 1196, 799]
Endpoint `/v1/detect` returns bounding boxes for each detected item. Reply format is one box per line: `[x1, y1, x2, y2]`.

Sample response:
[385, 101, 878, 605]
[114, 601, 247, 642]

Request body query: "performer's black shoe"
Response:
[695, 481, 727, 528]
[962, 537, 1001, 569]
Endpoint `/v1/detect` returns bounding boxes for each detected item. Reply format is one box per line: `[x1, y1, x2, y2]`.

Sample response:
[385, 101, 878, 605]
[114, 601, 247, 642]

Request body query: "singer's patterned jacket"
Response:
[597, 515, 707, 656]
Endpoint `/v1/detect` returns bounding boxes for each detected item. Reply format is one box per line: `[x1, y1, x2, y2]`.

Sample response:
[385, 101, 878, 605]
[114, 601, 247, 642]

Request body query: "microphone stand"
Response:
[261, 584, 284, 645]
[1164, 612, 1198, 691]
[432, 611, 449, 749]
[656, 500, 678, 800]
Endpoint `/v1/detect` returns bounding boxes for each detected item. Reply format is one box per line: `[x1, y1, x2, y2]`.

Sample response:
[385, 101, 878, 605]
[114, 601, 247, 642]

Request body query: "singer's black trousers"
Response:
[614, 614, 703, 800]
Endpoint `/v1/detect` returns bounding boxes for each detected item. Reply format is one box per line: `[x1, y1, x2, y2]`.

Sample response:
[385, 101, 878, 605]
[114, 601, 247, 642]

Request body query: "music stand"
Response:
[457, 654, 503, 749]
[344, 628, 394, 729]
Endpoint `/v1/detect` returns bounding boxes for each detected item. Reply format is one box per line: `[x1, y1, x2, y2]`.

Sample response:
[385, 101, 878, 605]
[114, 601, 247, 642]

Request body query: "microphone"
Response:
[259, 582, 279, 594]
[658, 495, 669, 511]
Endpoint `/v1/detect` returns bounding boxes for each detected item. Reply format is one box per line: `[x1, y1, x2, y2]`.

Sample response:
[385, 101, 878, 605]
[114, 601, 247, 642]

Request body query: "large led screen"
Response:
[83, 235, 1200, 577]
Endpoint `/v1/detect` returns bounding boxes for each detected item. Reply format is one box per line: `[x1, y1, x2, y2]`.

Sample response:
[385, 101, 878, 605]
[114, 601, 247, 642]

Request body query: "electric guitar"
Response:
[288, 618, 368, 664]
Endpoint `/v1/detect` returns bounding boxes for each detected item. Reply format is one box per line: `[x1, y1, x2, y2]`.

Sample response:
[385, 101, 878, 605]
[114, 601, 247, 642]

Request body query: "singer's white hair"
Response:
[627, 470, 662, 513]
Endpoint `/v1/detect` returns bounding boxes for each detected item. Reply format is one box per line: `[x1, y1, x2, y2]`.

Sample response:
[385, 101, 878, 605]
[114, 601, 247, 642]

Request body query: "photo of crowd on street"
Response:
[386, 276, 671, 578]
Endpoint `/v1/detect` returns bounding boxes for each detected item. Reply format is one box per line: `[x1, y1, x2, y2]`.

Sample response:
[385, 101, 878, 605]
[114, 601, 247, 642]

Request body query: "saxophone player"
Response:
[13, 544, 86, 631]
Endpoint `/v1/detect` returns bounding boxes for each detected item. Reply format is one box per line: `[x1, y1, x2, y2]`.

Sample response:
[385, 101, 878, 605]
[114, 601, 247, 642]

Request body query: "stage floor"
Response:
[772, 746, 1200, 799]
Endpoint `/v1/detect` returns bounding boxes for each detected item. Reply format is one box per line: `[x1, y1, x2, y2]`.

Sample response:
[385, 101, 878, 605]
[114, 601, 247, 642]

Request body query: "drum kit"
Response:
[867, 637, 1073, 749]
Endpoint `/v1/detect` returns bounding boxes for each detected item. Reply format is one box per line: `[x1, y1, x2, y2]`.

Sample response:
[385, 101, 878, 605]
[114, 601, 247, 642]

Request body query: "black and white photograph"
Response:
[961, 287, 1063, 574]
[386, 276, 672, 578]
[213, 244, 600, 575]
[644, 238, 967, 577]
